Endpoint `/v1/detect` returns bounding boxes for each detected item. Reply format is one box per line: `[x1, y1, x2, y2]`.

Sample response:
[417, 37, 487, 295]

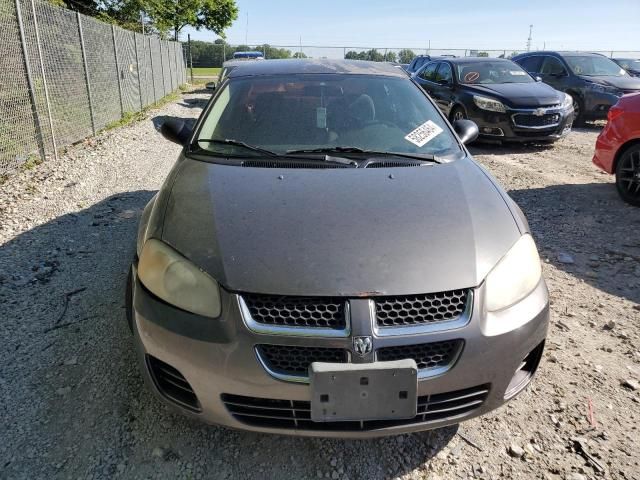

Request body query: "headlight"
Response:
[485, 234, 542, 312]
[560, 93, 573, 109]
[473, 95, 507, 113]
[138, 239, 221, 318]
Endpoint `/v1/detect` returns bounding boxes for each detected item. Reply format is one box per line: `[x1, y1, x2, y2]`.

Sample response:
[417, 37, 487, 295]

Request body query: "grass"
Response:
[188, 67, 221, 77]
[21, 154, 43, 171]
[100, 88, 186, 133]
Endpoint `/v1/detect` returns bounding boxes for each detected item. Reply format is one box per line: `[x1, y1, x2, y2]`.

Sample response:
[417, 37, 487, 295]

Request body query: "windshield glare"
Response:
[565, 56, 628, 76]
[456, 61, 533, 84]
[196, 74, 461, 158]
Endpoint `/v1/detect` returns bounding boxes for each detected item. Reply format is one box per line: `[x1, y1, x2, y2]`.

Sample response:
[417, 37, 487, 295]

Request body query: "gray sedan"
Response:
[127, 59, 549, 437]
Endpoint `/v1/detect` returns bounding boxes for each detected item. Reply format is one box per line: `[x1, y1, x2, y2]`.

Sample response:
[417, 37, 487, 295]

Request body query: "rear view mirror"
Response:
[206, 81, 217, 91]
[160, 119, 192, 146]
[453, 119, 479, 145]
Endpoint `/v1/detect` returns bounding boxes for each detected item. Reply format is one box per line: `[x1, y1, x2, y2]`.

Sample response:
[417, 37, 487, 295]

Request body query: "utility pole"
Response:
[245, 12, 249, 45]
[526, 24, 533, 51]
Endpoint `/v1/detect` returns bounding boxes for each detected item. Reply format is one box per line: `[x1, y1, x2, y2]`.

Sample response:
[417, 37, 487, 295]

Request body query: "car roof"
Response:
[227, 59, 407, 78]
[518, 51, 607, 58]
[429, 57, 513, 64]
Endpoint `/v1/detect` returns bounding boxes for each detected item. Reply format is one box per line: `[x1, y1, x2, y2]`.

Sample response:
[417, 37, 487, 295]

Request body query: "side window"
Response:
[518, 56, 543, 73]
[540, 56, 567, 75]
[419, 63, 438, 82]
[435, 63, 453, 83]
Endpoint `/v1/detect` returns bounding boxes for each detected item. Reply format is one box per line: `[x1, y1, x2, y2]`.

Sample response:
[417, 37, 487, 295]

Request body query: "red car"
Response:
[593, 93, 640, 206]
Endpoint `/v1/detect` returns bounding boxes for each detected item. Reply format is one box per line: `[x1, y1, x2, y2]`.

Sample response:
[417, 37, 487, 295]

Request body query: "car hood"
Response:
[464, 82, 563, 107]
[161, 157, 522, 296]
[579, 75, 640, 90]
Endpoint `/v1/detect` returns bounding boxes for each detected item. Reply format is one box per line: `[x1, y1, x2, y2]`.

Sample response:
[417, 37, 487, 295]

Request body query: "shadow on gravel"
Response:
[178, 97, 209, 110]
[469, 141, 556, 156]
[509, 181, 640, 304]
[0, 190, 154, 478]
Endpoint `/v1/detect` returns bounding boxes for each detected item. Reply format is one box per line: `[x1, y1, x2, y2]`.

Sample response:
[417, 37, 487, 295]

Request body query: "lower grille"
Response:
[256, 344, 348, 377]
[146, 355, 201, 412]
[376, 340, 463, 371]
[222, 384, 490, 431]
[512, 112, 561, 128]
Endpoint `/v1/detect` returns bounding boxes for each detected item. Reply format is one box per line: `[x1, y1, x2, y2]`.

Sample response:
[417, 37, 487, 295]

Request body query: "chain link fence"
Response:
[187, 42, 640, 68]
[0, 0, 187, 176]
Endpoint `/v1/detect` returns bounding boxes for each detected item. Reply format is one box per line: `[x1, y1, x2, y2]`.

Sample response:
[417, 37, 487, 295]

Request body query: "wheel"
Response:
[570, 93, 585, 126]
[125, 265, 134, 333]
[450, 106, 466, 122]
[615, 145, 640, 206]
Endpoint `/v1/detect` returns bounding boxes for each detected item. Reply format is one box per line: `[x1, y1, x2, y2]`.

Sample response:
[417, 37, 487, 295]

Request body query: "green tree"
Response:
[477, 51, 489, 57]
[384, 51, 397, 62]
[143, 0, 238, 40]
[397, 48, 415, 64]
[293, 52, 307, 59]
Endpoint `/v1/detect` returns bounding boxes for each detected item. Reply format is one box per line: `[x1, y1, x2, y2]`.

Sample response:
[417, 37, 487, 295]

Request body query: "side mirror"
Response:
[535, 76, 543, 82]
[453, 119, 479, 145]
[160, 119, 192, 146]
[205, 81, 217, 91]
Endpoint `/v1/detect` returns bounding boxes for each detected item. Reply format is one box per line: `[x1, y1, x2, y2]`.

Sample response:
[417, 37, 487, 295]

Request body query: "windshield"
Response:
[196, 74, 461, 159]
[564, 56, 627, 76]
[456, 61, 534, 84]
[617, 59, 640, 70]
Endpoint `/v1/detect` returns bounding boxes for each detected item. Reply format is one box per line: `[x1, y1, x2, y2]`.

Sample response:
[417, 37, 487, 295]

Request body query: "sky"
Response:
[182, 0, 639, 55]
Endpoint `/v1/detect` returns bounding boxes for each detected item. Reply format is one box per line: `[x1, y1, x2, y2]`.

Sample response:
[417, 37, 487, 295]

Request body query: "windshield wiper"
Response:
[195, 138, 279, 157]
[192, 139, 357, 166]
[286, 147, 441, 163]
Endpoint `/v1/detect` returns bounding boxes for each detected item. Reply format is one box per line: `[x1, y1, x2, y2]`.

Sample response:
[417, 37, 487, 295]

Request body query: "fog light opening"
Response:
[504, 341, 545, 400]
[480, 126, 504, 136]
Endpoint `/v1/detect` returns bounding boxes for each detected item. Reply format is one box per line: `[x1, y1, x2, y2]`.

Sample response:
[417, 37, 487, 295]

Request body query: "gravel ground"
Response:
[1, 91, 639, 480]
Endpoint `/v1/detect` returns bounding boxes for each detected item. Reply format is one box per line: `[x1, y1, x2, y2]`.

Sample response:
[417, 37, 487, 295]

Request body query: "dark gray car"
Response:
[127, 59, 549, 437]
[513, 51, 640, 124]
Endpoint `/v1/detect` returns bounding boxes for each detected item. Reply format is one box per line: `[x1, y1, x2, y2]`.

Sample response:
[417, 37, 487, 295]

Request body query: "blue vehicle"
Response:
[233, 51, 264, 60]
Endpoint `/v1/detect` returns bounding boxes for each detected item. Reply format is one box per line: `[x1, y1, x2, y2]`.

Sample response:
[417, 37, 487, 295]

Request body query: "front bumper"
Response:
[583, 91, 622, 120]
[468, 105, 573, 142]
[131, 266, 549, 438]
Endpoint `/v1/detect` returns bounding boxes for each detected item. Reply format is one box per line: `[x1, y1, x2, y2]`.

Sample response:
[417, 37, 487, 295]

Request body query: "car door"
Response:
[431, 62, 455, 116]
[517, 55, 544, 77]
[538, 56, 571, 92]
[414, 62, 438, 87]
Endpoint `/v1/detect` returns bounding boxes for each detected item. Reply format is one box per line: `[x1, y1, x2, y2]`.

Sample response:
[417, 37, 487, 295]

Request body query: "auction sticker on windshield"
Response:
[404, 120, 443, 147]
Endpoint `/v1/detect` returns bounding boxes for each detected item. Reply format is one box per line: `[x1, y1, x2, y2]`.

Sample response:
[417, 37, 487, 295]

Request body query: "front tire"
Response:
[125, 266, 134, 333]
[615, 145, 640, 207]
[570, 93, 585, 126]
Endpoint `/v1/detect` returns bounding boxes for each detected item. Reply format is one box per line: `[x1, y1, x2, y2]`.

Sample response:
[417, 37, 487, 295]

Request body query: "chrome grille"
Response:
[222, 384, 490, 431]
[377, 340, 463, 370]
[256, 344, 348, 377]
[242, 294, 346, 329]
[374, 290, 469, 328]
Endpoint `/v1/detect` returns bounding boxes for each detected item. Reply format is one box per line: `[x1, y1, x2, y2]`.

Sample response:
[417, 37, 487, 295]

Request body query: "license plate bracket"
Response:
[310, 360, 418, 422]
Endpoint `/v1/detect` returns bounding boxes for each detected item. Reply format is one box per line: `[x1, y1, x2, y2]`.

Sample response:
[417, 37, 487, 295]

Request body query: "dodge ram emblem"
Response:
[353, 336, 373, 356]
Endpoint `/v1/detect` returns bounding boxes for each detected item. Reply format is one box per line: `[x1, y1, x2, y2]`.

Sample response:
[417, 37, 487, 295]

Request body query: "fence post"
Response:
[29, 0, 57, 160]
[112, 25, 124, 117]
[188, 34, 194, 83]
[15, 0, 46, 162]
[133, 32, 143, 110]
[76, 12, 96, 135]
[159, 40, 167, 96]
[149, 37, 157, 103]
